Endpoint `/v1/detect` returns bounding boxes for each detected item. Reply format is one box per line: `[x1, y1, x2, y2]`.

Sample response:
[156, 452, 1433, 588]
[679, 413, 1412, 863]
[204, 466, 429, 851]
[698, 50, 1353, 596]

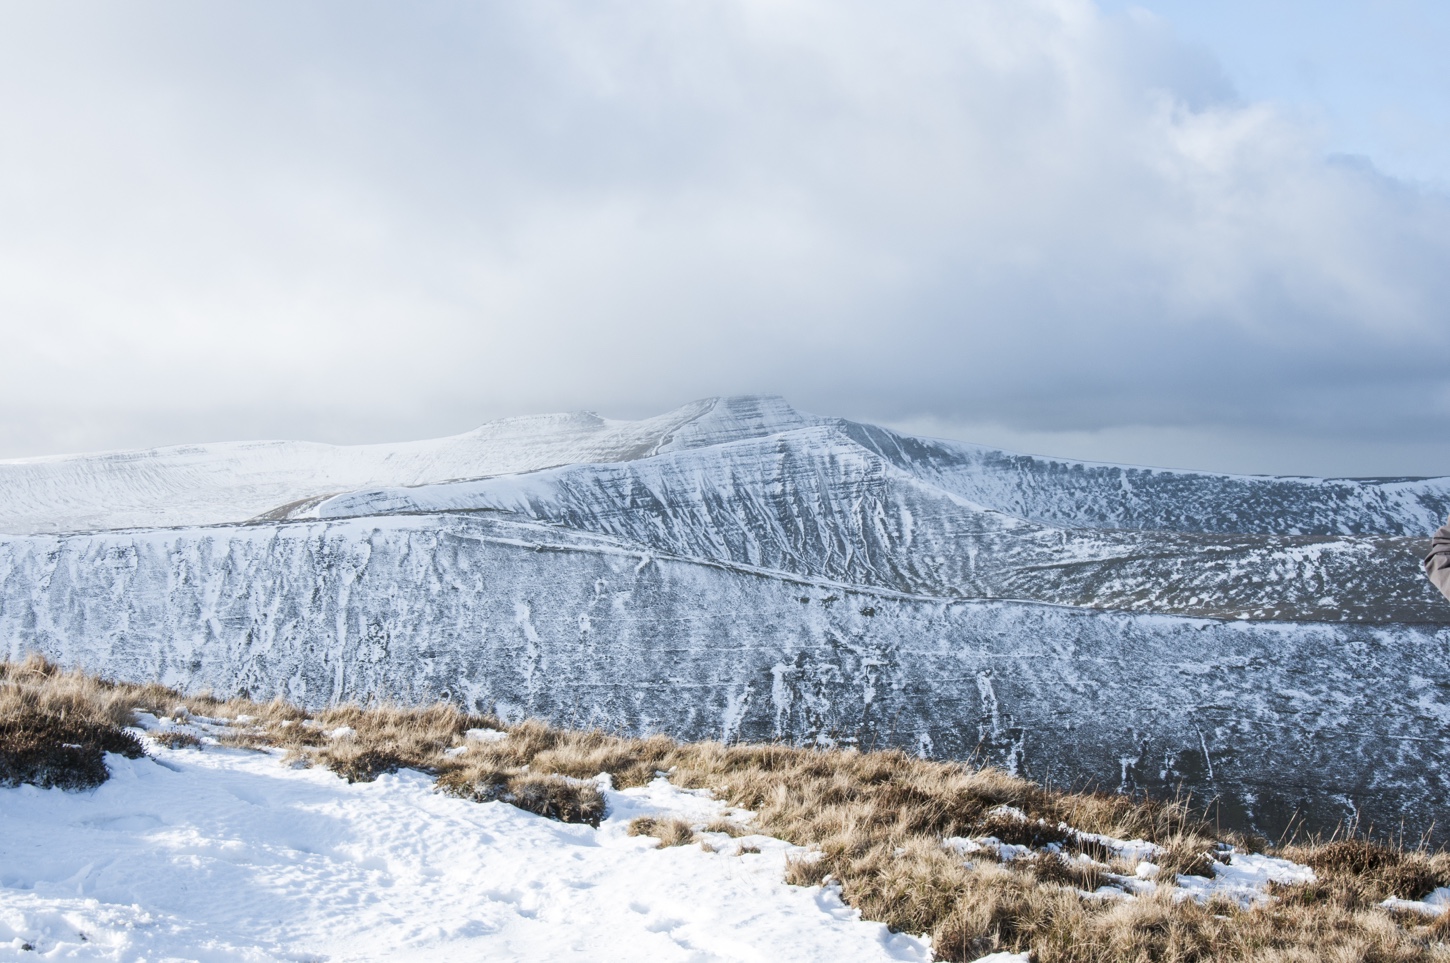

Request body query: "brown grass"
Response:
[5, 656, 1450, 961]
[0, 655, 146, 789]
[702, 817, 751, 837]
[628, 816, 697, 847]
[150, 730, 202, 750]
[1269, 840, 1450, 912]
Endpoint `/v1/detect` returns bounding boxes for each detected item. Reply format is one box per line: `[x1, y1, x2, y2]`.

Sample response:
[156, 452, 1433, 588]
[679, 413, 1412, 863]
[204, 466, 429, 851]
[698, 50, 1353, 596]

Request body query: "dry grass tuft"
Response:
[0, 654, 146, 789]
[0, 716, 145, 789]
[150, 730, 201, 750]
[978, 809, 1072, 849]
[499, 773, 607, 826]
[1271, 839, 1450, 910]
[437, 770, 606, 826]
[628, 816, 697, 847]
[325, 746, 411, 783]
[1154, 841, 1219, 880]
[931, 863, 1069, 961]
[784, 853, 830, 886]
[1028, 851, 1108, 892]
[702, 817, 751, 837]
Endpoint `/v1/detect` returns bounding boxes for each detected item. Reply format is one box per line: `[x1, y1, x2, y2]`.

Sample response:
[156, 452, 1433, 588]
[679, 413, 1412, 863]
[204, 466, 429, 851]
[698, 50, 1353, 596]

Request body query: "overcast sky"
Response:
[1, 0, 1447, 476]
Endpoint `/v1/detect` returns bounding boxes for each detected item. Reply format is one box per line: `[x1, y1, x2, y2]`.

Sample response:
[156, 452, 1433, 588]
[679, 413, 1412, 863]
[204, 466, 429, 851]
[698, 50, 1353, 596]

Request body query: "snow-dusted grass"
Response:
[6, 657, 1450, 961]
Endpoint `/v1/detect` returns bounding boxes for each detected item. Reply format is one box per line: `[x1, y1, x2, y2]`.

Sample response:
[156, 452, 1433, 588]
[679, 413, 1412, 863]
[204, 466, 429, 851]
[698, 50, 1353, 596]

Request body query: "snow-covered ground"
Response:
[0, 736, 932, 962]
[1, 716, 1386, 962]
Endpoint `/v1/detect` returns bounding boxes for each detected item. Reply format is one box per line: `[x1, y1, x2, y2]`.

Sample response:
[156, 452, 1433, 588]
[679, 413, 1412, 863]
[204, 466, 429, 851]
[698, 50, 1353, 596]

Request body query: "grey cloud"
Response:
[0, 0, 1446, 475]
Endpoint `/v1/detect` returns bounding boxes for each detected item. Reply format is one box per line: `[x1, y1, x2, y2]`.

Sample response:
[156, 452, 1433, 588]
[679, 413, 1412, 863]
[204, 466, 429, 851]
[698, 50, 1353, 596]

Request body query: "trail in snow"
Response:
[0, 738, 930, 963]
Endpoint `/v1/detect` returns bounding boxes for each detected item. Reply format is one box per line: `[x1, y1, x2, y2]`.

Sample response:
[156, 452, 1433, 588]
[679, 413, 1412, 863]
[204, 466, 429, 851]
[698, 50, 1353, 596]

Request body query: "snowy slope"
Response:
[0, 398, 818, 537]
[0, 738, 930, 962]
[1, 728, 1319, 962]
[841, 421, 1450, 537]
[291, 426, 1445, 623]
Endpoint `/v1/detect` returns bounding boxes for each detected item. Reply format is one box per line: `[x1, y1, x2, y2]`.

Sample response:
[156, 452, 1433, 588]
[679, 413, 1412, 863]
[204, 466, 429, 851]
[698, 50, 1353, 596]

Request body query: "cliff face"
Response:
[2, 396, 1447, 841]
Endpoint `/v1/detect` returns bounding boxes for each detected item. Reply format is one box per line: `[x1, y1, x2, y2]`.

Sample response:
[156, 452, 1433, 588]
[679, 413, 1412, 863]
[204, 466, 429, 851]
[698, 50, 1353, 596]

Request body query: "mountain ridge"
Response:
[3, 395, 1448, 841]
[4, 395, 1446, 539]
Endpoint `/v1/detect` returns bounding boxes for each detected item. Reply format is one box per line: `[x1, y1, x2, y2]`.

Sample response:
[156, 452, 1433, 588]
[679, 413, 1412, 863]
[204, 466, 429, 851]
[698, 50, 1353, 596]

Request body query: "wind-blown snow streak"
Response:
[1, 396, 1447, 842]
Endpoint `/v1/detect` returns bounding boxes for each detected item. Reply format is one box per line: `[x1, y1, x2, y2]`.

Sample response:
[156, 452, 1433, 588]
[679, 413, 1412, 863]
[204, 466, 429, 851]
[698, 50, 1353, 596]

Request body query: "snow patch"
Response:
[0, 745, 932, 962]
[1383, 887, 1450, 917]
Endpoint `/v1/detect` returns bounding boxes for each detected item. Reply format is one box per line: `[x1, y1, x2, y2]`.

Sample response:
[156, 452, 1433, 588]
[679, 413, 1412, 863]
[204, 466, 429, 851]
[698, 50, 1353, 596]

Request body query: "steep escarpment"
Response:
[1, 395, 1447, 842]
[294, 426, 1445, 623]
[2, 512, 1447, 842]
[839, 420, 1450, 538]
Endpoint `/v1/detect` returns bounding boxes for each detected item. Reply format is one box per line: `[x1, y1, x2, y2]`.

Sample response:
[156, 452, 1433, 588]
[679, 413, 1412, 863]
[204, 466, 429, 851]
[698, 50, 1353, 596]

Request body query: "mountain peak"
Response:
[653, 395, 818, 453]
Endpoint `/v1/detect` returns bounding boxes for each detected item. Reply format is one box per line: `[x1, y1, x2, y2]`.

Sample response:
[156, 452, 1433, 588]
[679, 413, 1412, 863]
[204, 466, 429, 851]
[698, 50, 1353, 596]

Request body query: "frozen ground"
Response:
[0, 735, 932, 963]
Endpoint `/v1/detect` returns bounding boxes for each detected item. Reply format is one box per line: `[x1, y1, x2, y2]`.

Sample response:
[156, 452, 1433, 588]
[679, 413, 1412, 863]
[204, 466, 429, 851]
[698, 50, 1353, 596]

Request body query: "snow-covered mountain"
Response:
[2, 396, 1448, 841]
[6, 395, 1448, 539]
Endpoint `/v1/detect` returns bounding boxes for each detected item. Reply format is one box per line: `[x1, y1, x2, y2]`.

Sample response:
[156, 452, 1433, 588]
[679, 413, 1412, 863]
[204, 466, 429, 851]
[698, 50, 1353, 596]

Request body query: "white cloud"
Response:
[0, 0, 1446, 474]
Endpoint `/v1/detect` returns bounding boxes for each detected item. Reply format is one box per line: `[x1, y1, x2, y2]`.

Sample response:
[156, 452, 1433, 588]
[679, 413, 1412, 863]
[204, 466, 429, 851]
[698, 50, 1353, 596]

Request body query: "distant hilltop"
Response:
[3, 394, 1448, 539]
